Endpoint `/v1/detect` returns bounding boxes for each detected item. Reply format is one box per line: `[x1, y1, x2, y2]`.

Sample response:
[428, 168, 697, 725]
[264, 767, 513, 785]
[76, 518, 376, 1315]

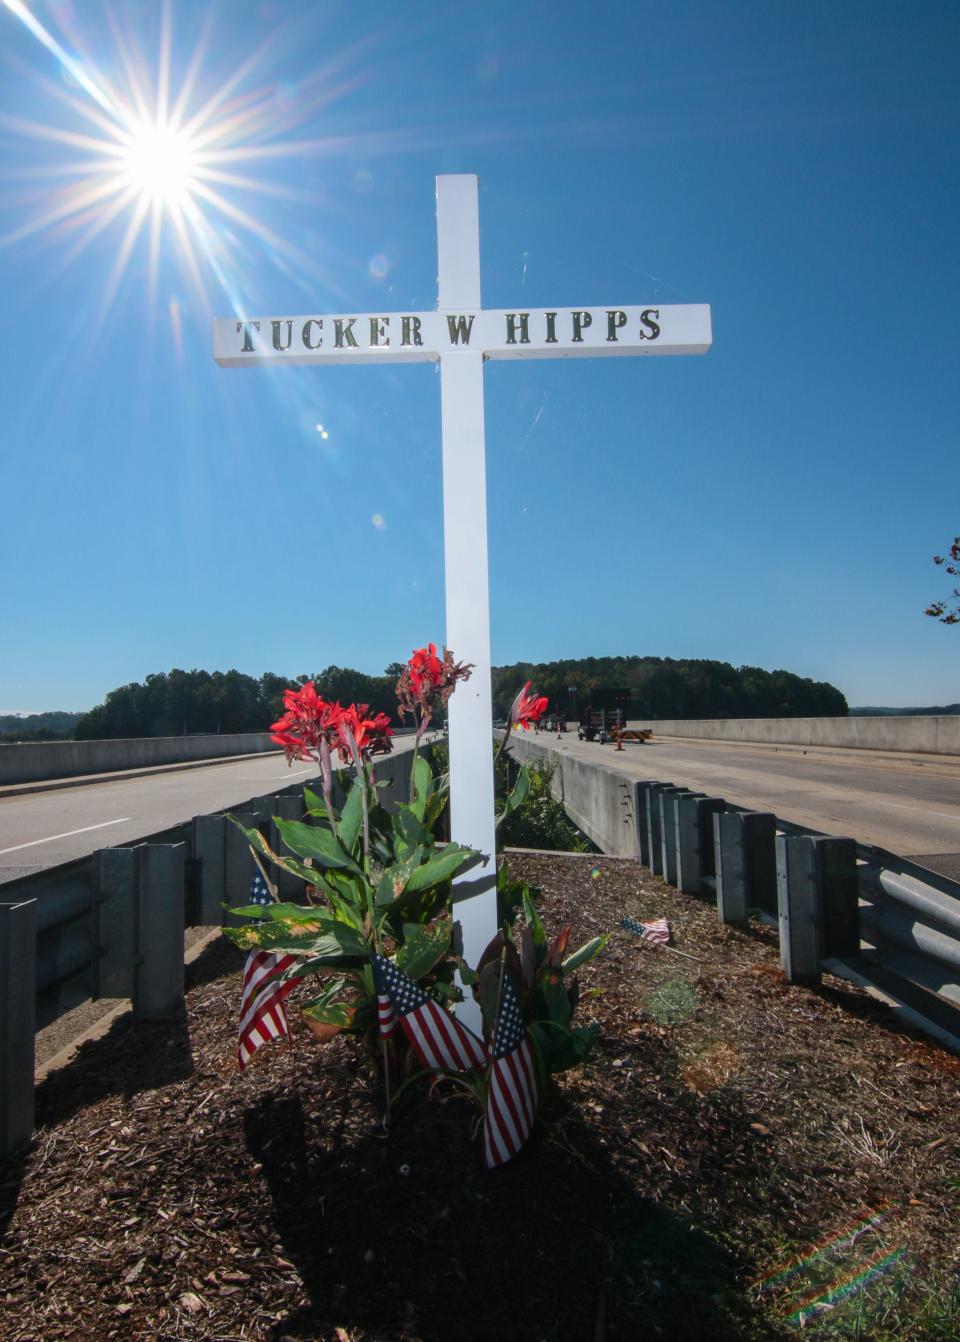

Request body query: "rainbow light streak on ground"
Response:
[786, 1245, 910, 1327]
[756, 1204, 891, 1295]
[754, 1201, 916, 1332]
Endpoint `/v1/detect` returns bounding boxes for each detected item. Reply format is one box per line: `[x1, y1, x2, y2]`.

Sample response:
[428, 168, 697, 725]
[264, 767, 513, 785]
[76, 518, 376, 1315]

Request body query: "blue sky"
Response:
[1, 0, 958, 714]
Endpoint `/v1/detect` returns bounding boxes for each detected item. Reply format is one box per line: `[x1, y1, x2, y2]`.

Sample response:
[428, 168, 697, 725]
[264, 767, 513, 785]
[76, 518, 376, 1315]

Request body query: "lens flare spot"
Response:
[354, 169, 374, 194]
[476, 53, 500, 82]
[590, 867, 601, 880]
[368, 253, 389, 279]
[371, 513, 386, 531]
[647, 979, 698, 1026]
[169, 297, 183, 359]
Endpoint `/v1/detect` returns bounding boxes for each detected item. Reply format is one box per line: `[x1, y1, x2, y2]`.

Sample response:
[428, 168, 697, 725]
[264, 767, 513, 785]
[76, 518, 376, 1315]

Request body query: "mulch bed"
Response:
[2, 853, 960, 1342]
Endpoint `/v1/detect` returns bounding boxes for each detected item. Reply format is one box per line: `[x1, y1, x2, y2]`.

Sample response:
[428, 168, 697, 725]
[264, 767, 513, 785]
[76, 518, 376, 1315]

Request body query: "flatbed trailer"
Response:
[577, 708, 650, 743]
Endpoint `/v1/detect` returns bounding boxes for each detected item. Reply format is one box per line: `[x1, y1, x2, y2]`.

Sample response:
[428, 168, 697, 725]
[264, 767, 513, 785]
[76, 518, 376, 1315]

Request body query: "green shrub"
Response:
[495, 751, 592, 853]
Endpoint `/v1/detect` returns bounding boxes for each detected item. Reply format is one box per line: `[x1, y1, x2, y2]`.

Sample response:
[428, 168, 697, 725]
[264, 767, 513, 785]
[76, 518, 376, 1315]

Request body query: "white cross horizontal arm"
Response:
[212, 303, 711, 367]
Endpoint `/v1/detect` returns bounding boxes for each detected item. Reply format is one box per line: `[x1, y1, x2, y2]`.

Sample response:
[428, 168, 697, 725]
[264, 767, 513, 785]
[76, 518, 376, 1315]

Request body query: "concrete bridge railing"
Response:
[624, 715, 960, 755]
[0, 732, 279, 786]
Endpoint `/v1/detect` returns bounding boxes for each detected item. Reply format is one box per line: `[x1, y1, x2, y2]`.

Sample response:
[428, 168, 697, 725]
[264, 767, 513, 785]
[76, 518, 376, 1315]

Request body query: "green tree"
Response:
[926, 536, 960, 625]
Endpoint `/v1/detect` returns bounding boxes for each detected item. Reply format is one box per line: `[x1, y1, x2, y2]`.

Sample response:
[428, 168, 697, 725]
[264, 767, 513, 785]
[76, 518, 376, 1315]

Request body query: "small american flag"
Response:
[621, 914, 671, 945]
[483, 970, 538, 1169]
[371, 953, 487, 1072]
[237, 865, 296, 1071]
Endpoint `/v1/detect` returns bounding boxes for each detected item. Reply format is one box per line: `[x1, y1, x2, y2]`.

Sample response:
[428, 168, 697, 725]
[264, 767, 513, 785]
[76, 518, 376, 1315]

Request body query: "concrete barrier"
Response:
[506, 735, 637, 856]
[0, 732, 279, 785]
[626, 715, 960, 756]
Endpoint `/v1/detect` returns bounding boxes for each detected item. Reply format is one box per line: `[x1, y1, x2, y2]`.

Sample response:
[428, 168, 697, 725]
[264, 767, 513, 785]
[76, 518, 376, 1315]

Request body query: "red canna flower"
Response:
[336, 703, 394, 763]
[510, 681, 549, 731]
[270, 682, 343, 763]
[407, 642, 445, 696]
[395, 642, 473, 736]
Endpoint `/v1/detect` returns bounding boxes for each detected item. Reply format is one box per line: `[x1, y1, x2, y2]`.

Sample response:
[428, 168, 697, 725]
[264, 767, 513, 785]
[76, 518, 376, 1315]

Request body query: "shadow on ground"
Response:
[30, 937, 242, 1133]
[244, 1078, 791, 1342]
[0, 1150, 27, 1251]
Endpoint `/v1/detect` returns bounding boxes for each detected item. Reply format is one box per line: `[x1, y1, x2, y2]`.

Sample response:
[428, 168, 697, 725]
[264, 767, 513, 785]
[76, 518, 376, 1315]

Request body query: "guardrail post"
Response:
[695, 798, 725, 883]
[1, 900, 36, 1159]
[192, 814, 227, 925]
[272, 794, 306, 899]
[714, 812, 748, 923]
[675, 795, 704, 893]
[224, 811, 260, 924]
[747, 814, 778, 916]
[633, 781, 664, 867]
[815, 836, 860, 958]
[93, 848, 136, 997]
[662, 791, 704, 886]
[714, 811, 777, 923]
[134, 843, 186, 1020]
[657, 788, 683, 882]
[675, 796, 724, 893]
[776, 834, 821, 983]
[643, 783, 674, 876]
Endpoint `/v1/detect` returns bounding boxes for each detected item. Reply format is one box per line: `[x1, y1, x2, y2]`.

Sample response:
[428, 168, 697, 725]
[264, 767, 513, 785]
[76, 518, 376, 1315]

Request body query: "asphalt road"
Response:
[0, 753, 322, 885]
[528, 732, 960, 877]
[3, 733, 960, 887]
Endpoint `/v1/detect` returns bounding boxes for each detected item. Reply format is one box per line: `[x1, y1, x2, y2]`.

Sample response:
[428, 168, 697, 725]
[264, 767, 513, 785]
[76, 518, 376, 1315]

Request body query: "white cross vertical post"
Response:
[212, 174, 712, 1025]
[436, 177, 497, 1019]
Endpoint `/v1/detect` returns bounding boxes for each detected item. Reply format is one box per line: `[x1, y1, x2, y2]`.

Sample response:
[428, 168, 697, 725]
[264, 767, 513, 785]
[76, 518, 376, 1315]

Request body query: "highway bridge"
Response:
[2, 732, 959, 884]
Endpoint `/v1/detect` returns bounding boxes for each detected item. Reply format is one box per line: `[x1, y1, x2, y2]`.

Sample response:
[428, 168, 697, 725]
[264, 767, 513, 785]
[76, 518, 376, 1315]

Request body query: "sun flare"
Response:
[0, 0, 362, 325]
[120, 119, 198, 207]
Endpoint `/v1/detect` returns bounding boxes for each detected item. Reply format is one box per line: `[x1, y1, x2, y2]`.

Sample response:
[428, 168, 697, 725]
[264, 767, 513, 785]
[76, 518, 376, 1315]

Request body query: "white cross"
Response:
[213, 174, 711, 1031]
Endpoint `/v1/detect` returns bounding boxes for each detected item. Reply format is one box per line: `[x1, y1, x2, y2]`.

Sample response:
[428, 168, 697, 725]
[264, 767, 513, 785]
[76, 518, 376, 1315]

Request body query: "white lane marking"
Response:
[869, 799, 960, 822]
[0, 817, 132, 855]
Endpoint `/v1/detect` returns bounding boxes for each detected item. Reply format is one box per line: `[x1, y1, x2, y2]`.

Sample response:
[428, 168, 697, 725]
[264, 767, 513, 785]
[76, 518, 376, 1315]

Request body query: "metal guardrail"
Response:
[632, 779, 960, 1047]
[0, 744, 421, 1159]
[4, 753, 959, 1158]
[0, 777, 313, 1158]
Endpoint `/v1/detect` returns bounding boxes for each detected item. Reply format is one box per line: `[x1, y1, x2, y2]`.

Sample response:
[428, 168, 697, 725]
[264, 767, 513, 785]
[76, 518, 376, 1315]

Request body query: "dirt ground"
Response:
[2, 853, 959, 1341]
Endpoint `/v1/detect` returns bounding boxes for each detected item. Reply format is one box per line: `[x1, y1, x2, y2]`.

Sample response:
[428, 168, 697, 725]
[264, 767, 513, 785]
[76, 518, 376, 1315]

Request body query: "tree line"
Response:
[5, 655, 847, 743]
[490, 656, 847, 720]
[70, 667, 407, 740]
[0, 711, 85, 742]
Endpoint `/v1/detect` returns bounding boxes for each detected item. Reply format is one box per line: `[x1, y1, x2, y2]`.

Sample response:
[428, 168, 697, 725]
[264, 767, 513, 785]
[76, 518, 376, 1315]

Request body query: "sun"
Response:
[1, 0, 363, 322]
[119, 118, 198, 208]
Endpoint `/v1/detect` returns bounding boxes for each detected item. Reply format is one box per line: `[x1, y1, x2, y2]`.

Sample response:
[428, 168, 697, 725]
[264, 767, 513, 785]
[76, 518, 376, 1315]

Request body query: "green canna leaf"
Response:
[275, 817, 361, 873]
[395, 918, 452, 981]
[336, 782, 364, 855]
[495, 762, 530, 827]
[562, 935, 608, 975]
[402, 844, 483, 894]
[410, 754, 434, 820]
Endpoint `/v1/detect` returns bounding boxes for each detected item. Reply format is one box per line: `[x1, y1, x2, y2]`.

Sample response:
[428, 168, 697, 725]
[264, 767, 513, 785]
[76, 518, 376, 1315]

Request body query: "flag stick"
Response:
[248, 844, 279, 901]
[382, 1032, 392, 1115]
[491, 943, 508, 1051]
[642, 939, 703, 965]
